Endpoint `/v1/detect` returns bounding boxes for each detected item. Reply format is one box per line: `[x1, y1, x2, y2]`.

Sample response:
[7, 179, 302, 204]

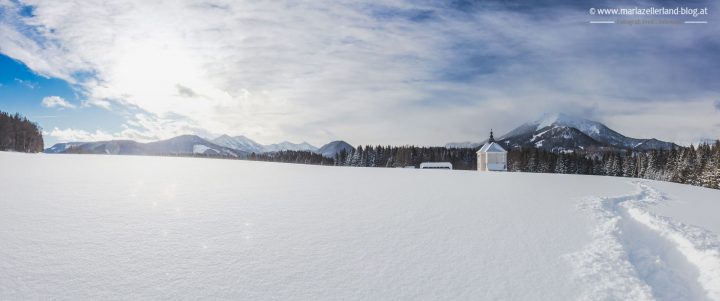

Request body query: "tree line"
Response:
[333, 145, 477, 169]
[248, 150, 334, 165]
[507, 143, 720, 189]
[0, 110, 44, 153]
[318, 142, 720, 189]
[59, 138, 719, 190]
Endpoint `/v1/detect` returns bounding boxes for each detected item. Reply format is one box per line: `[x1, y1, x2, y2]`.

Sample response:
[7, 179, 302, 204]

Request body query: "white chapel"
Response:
[477, 130, 507, 171]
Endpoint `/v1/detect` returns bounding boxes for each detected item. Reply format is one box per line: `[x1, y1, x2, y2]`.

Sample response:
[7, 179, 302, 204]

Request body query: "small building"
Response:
[420, 162, 453, 170]
[477, 130, 507, 171]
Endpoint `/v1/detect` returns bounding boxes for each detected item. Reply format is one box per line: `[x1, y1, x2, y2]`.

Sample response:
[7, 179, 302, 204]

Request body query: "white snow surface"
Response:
[1, 152, 720, 300]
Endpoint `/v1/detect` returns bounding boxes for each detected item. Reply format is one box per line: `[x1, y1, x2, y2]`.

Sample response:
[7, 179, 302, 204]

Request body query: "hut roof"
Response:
[477, 142, 507, 153]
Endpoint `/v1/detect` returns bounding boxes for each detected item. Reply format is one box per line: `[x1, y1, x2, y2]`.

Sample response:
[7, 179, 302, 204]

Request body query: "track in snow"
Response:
[567, 183, 720, 301]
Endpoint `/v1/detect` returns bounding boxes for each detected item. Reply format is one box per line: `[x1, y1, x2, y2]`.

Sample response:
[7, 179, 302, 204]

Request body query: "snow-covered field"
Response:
[1, 152, 719, 300]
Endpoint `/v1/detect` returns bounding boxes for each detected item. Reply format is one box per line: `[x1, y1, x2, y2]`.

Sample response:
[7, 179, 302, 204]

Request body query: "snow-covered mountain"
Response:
[47, 134, 343, 157]
[212, 135, 265, 153]
[211, 135, 319, 153]
[144, 135, 242, 157]
[501, 125, 603, 152]
[45, 135, 242, 157]
[447, 113, 678, 152]
[44, 142, 87, 153]
[263, 141, 318, 153]
[503, 113, 677, 150]
[317, 140, 354, 158]
[46, 140, 146, 155]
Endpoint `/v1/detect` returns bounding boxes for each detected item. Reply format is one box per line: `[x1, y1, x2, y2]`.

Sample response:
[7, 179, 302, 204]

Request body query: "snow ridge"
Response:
[567, 183, 720, 301]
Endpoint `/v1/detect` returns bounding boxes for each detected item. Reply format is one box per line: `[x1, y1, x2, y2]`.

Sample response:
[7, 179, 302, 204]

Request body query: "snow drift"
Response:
[1, 152, 718, 300]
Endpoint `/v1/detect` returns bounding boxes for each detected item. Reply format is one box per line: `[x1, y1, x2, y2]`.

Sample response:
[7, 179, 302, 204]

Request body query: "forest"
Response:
[0, 110, 44, 153]
[248, 150, 334, 165]
[319, 142, 720, 189]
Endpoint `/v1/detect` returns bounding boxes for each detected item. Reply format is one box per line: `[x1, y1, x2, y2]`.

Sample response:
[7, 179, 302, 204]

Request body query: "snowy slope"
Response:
[43, 142, 86, 153]
[211, 135, 319, 153]
[501, 125, 602, 152]
[211, 134, 265, 153]
[1, 152, 719, 300]
[263, 141, 318, 152]
[44, 135, 243, 157]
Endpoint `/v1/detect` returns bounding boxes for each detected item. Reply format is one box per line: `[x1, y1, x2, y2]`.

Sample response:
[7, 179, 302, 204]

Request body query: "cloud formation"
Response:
[14, 78, 36, 89]
[46, 127, 114, 142]
[41, 95, 75, 109]
[1, 0, 719, 145]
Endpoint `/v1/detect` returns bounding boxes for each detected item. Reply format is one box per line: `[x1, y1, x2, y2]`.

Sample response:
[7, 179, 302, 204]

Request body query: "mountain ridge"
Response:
[46, 135, 244, 157]
[45, 113, 679, 157]
[46, 134, 353, 158]
[448, 113, 678, 152]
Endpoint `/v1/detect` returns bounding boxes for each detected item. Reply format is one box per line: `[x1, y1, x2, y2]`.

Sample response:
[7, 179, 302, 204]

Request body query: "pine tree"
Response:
[0, 111, 44, 152]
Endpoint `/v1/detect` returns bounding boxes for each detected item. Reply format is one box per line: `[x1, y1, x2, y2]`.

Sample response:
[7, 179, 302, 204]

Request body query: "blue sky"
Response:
[0, 53, 128, 144]
[1, 0, 719, 147]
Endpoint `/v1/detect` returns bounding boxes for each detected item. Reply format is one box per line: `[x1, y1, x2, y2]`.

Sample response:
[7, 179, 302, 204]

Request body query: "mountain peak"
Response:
[449, 113, 677, 151]
[318, 140, 354, 158]
[211, 134, 265, 153]
[534, 113, 594, 130]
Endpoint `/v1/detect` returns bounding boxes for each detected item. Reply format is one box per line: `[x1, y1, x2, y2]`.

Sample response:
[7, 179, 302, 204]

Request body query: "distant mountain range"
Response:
[447, 113, 678, 152]
[46, 135, 354, 158]
[46, 135, 244, 157]
[46, 113, 677, 158]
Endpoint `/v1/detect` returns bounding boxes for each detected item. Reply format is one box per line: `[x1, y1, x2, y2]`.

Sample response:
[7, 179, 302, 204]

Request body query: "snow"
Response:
[212, 135, 265, 153]
[212, 135, 319, 153]
[263, 141, 318, 152]
[1, 152, 719, 300]
[478, 142, 507, 153]
[566, 183, 720, 300]
[536, 113, 598, 134]
[537, 113, 561, 130]
[44, 142, 84, 153]
[532, 128, 551, 141]
[535, 113, 612, 142]
[192, 144, 212, 154]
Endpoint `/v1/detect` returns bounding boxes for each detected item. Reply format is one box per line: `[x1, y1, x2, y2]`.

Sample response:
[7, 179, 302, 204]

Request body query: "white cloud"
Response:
[14, 78, 36, 89]
[41, 95, 76, 109]
[2, 1, 720, 145]
[47, 127, 115, 142]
